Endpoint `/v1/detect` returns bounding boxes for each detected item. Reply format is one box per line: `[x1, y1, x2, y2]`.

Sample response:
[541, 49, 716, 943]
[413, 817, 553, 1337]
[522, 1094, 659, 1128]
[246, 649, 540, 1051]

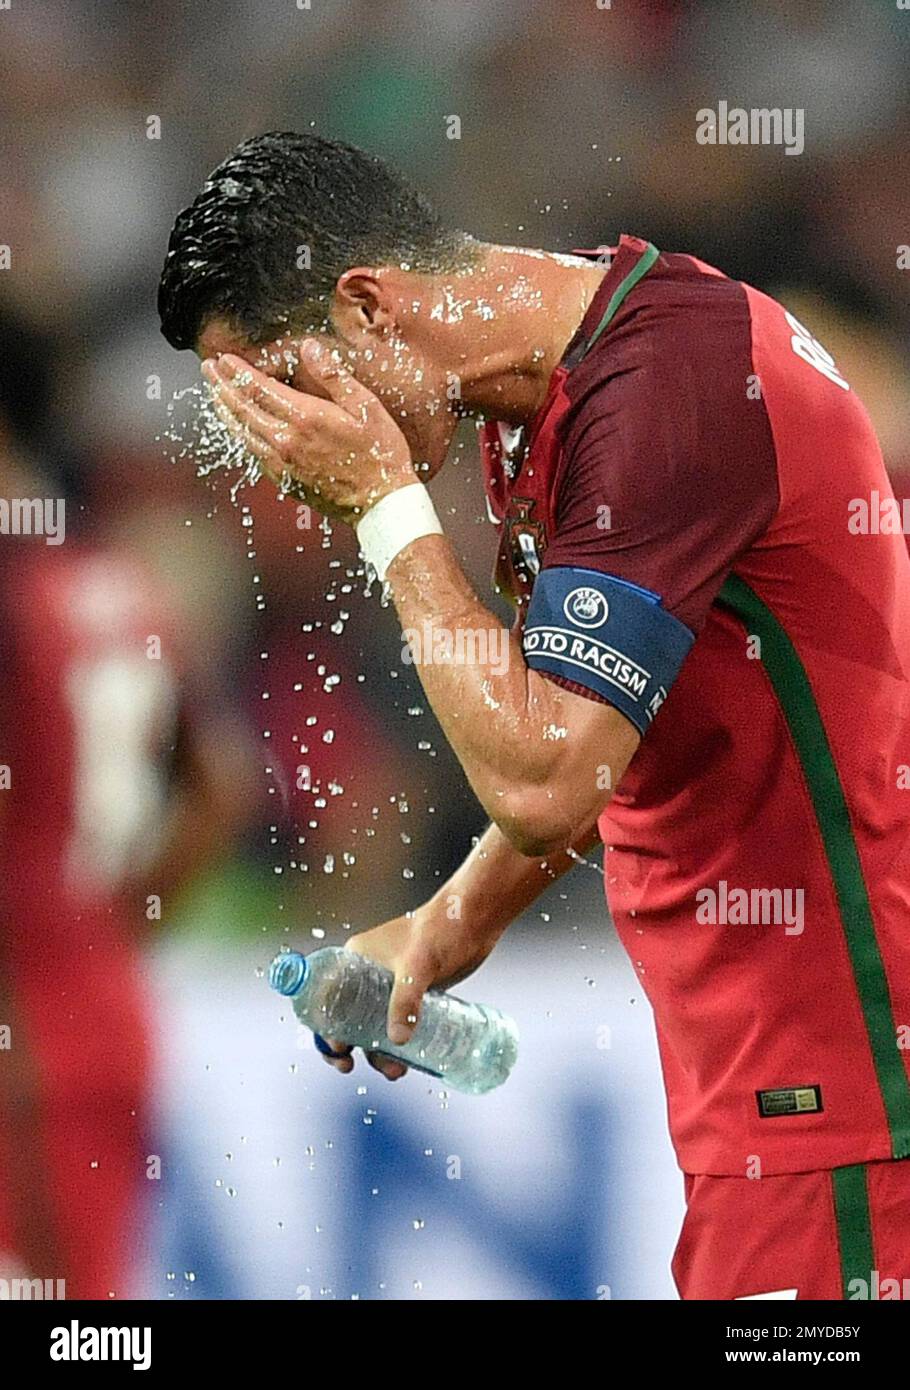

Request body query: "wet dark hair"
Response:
[158, 130, 475, 351]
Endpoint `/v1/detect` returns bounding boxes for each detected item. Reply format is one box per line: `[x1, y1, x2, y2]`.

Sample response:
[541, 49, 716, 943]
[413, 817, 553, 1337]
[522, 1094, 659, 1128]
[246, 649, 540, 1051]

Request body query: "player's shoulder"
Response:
[560, 247, 758, 463]
[565, 237, 751, 386]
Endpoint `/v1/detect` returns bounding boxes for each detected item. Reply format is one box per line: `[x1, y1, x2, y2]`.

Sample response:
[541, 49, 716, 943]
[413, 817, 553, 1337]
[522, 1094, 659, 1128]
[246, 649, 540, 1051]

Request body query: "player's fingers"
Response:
[205, 380, 266, 442]
[315, 1034, 355, 1074]
[214, 355, 304, 418]
[316, 1033, 406, 1081]
[386, 955, 432, 1045]
[344, 937, 433, 1046]
[206, 388, 285, 473]
[214, 353, 334, 432]
[365, 1051, 408, 1081]
[297, 338, 377, 422]
[207, 367, 290, 446]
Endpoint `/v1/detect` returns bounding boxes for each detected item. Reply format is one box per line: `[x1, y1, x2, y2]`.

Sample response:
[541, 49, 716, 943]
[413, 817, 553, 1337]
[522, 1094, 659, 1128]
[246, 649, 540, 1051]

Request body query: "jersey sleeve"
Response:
[523, 312, 779, 733]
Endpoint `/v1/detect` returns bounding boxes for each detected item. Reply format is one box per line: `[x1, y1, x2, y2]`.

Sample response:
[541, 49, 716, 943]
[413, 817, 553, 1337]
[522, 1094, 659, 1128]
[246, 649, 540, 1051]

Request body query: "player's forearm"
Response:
[424, 819, 600, 943]
[386, 533, 586, 848]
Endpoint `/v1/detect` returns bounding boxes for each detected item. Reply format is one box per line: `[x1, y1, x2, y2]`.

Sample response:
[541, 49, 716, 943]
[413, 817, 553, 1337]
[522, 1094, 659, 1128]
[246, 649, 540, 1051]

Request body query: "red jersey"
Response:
[0, 543, 183, 1293]
[481, 236, 910, 1177]
[0, 544, 182, 1091]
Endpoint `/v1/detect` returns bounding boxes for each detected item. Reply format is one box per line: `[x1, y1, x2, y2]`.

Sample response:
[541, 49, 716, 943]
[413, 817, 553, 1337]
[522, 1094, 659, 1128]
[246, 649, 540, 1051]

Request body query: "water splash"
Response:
[161, 380, 262, 504]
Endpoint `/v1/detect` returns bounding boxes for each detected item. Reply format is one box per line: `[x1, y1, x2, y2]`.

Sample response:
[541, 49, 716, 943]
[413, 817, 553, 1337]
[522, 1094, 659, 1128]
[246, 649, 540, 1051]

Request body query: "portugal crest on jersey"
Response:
[505, 497, 547, 583]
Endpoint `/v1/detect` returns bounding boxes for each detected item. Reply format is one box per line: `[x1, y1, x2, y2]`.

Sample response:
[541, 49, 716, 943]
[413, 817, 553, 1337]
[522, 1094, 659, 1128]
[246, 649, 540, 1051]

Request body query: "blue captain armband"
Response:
[522, 566, 695, 734]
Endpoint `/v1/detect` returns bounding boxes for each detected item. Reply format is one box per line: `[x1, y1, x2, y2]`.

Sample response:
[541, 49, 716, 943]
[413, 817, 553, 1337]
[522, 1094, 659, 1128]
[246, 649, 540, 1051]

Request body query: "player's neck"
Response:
[451, 245, 607, 426]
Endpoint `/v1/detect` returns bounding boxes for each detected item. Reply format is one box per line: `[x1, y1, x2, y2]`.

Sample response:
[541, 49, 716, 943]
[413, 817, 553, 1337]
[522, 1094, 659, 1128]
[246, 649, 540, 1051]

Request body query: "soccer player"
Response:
[159, 132, 910, 1300]
[0, 332, 254, 1296]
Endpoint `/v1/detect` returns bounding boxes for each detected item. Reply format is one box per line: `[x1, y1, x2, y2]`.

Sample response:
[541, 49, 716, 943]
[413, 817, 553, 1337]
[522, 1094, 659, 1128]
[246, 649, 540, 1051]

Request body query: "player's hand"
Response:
[319, 907, 498, 1082]
[201, 340, 415, 522]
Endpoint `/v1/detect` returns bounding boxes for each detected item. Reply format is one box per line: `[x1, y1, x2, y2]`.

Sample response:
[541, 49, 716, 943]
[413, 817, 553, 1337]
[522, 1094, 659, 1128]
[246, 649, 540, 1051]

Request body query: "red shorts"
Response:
[0, 1095, 147, 1299]
[673, 1159, 910, 1300]
[0, 942, 149, 1300]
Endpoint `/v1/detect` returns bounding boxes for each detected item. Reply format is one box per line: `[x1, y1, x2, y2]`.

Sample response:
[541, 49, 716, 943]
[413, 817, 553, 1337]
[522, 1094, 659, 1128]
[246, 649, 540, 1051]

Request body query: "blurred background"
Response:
[0, 0, 908, 1300]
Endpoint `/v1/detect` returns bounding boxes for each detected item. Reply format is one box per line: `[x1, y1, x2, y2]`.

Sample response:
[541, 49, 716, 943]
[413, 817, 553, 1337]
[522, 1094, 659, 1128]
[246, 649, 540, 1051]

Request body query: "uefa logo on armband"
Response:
[564, 586, 609, 629]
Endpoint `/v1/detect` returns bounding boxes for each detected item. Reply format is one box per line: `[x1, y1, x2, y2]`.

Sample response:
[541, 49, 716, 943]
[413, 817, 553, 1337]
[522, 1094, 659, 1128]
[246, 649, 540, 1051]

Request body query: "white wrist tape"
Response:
[356, 483, 442, 583]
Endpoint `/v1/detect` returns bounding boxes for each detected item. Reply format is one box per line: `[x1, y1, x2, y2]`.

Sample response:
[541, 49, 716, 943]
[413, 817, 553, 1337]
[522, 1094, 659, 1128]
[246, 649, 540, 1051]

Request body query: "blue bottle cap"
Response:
[269, 951, 308, 997]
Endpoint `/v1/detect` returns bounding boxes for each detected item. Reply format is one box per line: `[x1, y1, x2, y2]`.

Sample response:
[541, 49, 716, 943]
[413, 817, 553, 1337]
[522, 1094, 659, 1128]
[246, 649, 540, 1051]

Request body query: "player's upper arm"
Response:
[523, 325, 779, 745]
[496, 666, 642, 857]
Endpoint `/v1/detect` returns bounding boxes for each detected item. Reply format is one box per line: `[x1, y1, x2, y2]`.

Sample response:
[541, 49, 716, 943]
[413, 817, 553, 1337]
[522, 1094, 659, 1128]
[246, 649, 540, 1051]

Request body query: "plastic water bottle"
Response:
[268, 946, 519, 1095]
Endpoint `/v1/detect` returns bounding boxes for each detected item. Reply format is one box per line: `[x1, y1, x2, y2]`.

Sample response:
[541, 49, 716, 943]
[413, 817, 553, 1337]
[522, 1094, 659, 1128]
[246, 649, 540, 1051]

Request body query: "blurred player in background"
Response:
[0, 309, 254, 1298]
[159, 133, 910, 1300]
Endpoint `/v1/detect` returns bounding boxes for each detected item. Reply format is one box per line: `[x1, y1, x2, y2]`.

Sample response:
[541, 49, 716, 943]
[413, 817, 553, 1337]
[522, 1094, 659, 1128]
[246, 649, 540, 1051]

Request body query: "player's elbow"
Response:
[493, 789, 585, 859]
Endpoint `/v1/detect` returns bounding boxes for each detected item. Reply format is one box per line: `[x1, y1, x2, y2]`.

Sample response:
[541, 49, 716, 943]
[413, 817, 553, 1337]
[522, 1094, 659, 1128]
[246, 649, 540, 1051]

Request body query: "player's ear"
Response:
[332, 268, 396, 341]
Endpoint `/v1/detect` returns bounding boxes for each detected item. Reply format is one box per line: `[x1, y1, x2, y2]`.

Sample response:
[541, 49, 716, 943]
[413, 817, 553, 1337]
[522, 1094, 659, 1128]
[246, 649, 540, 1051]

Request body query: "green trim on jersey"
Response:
[583, 241, 660, 357]
[832, 1164, 875, 1297]
[717, 573, 910, 1158]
